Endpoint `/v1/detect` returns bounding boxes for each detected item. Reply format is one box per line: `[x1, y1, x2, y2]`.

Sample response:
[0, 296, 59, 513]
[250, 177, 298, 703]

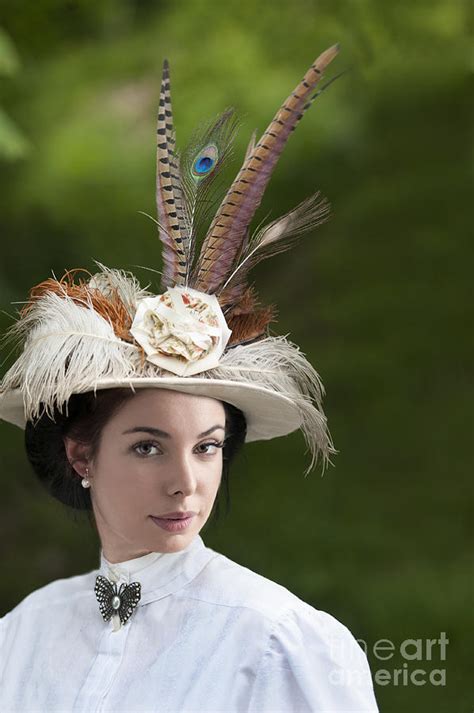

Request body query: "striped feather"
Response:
[156, 59, 190, 288]
[192, 43, 340, 294]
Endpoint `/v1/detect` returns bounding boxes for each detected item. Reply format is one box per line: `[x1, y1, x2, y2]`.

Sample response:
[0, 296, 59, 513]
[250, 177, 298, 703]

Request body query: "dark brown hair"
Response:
[24, 388, 247, 523]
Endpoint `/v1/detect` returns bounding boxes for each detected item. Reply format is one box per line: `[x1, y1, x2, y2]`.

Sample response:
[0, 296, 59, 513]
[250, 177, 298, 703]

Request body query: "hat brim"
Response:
[0, 377, 303, 442]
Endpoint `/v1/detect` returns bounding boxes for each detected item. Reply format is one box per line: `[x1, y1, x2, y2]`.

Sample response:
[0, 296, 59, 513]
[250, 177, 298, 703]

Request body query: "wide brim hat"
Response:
[0, 268, 332, 474]
[0, 378, 315, 444]
[0, 44, 342, 474]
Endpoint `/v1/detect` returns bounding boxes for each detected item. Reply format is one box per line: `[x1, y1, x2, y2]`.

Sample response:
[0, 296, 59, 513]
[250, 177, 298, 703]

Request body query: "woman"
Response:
[0, 45, 379, 711]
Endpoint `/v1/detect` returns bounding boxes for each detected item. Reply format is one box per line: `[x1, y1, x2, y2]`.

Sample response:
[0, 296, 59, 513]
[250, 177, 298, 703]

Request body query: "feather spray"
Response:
[154, 44, 340, 342]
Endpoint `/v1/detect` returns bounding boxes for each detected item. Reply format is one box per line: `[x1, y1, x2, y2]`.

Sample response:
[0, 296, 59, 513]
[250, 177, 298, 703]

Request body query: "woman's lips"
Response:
[150, 515, 195, 532]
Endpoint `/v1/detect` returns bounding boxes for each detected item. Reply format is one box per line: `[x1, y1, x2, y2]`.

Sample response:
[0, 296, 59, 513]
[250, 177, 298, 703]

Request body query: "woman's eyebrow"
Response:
[122, 425, 225, 438]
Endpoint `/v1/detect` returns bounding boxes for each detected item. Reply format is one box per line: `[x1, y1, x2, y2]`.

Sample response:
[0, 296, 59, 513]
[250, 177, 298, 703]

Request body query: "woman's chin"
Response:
[147, 520, 200, 552]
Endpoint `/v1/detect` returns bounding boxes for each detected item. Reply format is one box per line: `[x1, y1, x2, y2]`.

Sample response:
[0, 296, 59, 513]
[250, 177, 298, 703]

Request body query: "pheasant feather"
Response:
[192, 43, 340, 294]
[156, 59, 190, 288]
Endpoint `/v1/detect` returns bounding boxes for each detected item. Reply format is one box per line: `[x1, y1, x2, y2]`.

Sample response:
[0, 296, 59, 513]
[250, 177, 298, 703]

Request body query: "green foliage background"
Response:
[0, 1, 470, 711]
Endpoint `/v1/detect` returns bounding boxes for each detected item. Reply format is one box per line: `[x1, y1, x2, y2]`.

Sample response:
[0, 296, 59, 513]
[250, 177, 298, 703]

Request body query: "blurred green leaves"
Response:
[0, 28, 29, 160]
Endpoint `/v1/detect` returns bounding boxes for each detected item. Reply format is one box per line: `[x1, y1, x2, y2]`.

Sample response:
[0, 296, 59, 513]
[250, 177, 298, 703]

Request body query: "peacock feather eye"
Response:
[192, 144, 218, 179]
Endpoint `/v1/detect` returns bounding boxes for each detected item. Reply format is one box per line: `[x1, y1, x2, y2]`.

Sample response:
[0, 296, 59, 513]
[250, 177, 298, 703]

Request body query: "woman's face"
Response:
[65, 389, 226, 563]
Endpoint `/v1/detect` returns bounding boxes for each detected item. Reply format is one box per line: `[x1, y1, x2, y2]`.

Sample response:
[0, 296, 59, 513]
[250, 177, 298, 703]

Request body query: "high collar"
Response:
[98, 534, 216, 607]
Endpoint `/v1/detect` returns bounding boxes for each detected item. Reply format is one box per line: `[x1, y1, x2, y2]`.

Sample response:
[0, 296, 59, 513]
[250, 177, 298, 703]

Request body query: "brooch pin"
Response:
[94, 575, 142, 625]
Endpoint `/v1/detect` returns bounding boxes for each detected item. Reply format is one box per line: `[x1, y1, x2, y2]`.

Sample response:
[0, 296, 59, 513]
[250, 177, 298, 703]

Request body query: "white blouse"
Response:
[0, 534, 379, 712]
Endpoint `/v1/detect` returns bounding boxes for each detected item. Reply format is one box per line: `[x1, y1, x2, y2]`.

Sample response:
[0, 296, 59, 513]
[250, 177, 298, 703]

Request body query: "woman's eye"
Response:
[196, 441, 224, 456]
[133, 442, 160, 457]
[131, 440, 224, 457]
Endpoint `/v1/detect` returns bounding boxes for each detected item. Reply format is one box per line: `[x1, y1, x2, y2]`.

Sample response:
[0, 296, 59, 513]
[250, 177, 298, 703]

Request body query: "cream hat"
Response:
[0, 44, 342, 474]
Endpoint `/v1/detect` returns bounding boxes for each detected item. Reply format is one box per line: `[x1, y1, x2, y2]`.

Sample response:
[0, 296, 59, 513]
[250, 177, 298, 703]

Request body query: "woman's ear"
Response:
[63, 437, 90, 477]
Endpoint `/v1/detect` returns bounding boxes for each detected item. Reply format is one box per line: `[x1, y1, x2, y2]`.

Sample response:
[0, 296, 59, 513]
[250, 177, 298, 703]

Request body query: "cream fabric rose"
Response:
[129, 286, 232, 376]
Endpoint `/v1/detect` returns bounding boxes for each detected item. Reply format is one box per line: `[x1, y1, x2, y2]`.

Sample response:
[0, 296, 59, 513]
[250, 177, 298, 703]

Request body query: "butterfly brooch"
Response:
[94, 575, 142, 625]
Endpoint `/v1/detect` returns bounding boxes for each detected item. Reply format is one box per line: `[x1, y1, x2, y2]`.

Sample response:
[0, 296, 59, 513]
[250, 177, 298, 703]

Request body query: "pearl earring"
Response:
[81, 466, 91, 489]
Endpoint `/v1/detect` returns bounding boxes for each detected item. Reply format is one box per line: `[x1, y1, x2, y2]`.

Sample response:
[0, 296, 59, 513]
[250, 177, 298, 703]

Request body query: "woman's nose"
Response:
[164, 453, 197, 496]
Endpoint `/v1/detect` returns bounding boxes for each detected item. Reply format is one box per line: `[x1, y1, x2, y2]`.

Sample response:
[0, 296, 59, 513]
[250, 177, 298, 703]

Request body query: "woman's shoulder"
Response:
[195, 547, 378, 709]
[196, 545, 362, 639]
[196, 546, 303, 618]
[0, 568, 96, 627]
